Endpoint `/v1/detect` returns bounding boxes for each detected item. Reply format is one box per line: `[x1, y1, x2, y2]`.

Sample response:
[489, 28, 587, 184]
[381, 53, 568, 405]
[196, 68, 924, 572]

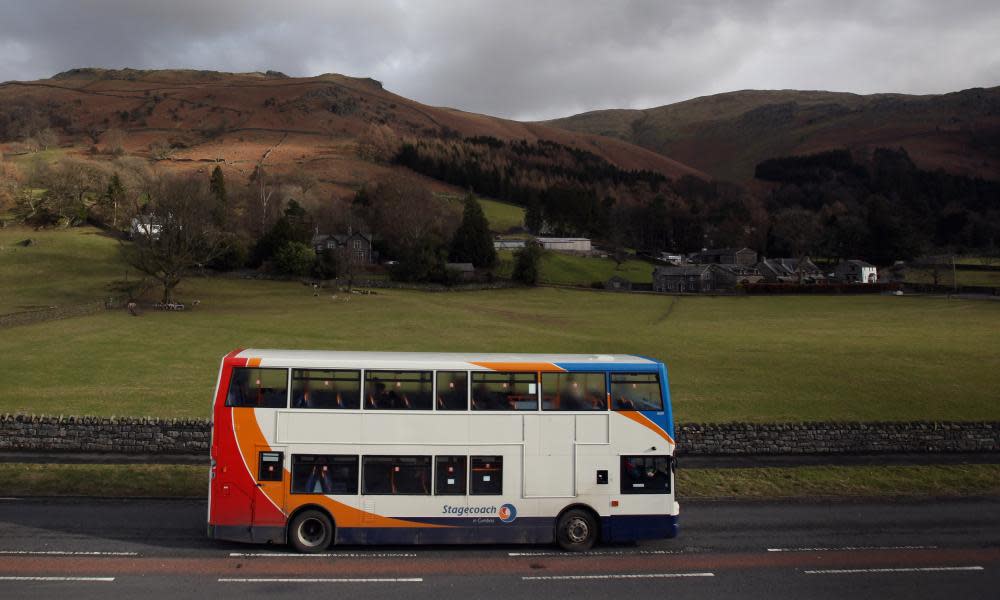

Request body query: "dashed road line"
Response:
[805, 566, 984, 575]
[509, 548, 705, 557]
[0, 576, 116, 582]
[0, 550, 139, 556]
[768, 545, 937, 553]
[523, 572, 715, 581]
[228, 552, 417, 558]
[219, 577, 423, 583]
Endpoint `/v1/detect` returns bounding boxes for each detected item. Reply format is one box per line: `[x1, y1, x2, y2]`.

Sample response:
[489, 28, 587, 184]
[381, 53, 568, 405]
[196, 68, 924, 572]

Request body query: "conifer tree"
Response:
[449, 193, 496, 268]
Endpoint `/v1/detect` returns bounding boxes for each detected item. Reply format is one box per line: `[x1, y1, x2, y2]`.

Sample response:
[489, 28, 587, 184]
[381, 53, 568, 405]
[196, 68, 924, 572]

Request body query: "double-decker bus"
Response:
[208, 349, 678, 552]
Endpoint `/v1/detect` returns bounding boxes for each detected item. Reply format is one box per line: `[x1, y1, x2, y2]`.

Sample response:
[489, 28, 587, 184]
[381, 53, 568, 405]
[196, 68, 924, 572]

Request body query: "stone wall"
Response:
[676, 421, 1000, 455]
[2, 415, 998, 457]
[0, 415, 209, 454]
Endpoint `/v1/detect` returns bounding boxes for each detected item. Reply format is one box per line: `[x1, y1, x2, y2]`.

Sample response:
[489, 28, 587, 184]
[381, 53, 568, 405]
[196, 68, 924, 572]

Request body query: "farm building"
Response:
[493, 238, 527, 250]
[536, 237, 592, 252]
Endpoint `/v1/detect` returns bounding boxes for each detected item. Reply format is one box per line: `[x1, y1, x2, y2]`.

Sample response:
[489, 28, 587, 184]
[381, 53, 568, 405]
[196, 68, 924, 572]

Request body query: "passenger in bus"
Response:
[305, 464, 334, 494]
[368, 381, 388, 408]
[615, 396, 635, 410]
[293, 381, 310, 408]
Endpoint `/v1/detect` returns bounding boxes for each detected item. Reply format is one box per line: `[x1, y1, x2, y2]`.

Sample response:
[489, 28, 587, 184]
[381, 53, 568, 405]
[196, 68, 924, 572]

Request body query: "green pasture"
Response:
[496, 249, 654, 285]
[1, 226, 999, 422]
[905, 267, 1000, 287]
[437, 193, 525, 233]
[0, 226, 127, 313]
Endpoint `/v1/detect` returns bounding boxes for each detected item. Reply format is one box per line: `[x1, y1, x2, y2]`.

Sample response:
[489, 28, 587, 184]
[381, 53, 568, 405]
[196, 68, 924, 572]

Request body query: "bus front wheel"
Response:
[556, 509, 598, 551]
[289, 509, 333, 553]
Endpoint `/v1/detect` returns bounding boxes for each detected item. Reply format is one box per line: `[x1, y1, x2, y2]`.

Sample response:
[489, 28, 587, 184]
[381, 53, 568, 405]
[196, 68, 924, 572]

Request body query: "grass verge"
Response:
[677, 464, 1000, 499]
[2, 463, 997, 500]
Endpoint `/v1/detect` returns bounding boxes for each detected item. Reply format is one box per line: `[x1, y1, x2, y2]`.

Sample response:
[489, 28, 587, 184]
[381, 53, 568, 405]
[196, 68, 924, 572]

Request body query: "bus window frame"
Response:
[225, 366, 290, 409]
[609, 372, 664, 412]
[470, 372, 539, 412]
[541, 371, 608, 412]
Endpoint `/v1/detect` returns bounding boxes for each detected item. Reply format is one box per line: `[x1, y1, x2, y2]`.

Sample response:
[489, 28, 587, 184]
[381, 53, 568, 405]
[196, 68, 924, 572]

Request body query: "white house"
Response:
[129, 215, 162, 240]
[836, 259, 878, 283]
[493, 238, 527, 250]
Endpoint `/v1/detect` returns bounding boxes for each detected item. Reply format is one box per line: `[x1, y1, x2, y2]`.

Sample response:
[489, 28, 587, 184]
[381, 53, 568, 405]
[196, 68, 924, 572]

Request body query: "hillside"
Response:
[544, 87, 1000, 182]
[0, 68, 703, 203]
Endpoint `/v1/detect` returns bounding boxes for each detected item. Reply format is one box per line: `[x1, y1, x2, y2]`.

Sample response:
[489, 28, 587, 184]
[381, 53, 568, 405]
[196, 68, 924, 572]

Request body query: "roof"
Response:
[230, 349, 661, 371]
[654, 265, 710, 276]
[445, 262, 475, 272]
[536, 237, 591, 243]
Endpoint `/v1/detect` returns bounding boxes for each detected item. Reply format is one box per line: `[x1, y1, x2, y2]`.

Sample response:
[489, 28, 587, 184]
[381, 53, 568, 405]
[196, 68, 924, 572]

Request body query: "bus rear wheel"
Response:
[289, 509, 333, 553]
[556, 509, 598, 551]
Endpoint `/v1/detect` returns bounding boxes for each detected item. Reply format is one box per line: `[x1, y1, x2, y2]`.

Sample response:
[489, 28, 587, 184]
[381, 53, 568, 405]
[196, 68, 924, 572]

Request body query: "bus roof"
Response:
[231, 349, 662, 372]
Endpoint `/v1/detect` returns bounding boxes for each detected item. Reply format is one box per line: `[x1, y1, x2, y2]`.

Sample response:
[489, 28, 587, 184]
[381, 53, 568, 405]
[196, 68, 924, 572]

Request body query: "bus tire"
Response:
[288, 509, 333, 553]
[556, 508, 598, 551]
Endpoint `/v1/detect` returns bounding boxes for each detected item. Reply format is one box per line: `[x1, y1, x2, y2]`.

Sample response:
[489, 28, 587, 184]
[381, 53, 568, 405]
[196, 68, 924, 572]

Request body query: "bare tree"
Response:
[122, 173, 226, 303]
[30, 158, 105, 225]
[104, 128, 127, 156]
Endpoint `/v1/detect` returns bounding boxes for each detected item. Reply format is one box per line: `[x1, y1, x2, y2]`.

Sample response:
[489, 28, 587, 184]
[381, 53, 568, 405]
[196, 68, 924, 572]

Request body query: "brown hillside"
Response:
[544, 88, 1000, 182]
[0, 68, 704, 201]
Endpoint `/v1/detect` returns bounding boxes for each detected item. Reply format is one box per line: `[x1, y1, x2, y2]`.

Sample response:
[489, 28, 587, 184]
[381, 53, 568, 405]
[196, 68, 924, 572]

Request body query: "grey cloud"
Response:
[0, 0, 997, 120]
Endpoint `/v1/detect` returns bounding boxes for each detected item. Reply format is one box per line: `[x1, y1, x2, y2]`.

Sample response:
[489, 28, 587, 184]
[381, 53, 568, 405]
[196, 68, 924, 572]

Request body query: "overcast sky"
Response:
[1, 0, 998, 121]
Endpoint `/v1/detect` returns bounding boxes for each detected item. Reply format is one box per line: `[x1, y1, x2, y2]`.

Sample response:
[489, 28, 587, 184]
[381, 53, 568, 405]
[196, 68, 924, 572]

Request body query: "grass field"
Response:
[0, 226, 126, 314]
[3, 463, 997, 499]
[496, 249, 654, 285]
[437, 193, 525, 233]
[905, 268, 1000, 287]
[2, 225, 999, 422]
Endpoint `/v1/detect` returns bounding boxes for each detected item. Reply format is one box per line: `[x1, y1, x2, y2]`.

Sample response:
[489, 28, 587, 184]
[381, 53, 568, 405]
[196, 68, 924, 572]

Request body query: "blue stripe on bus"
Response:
[331, 515, 679, 545]
[554, 362, 660, 373]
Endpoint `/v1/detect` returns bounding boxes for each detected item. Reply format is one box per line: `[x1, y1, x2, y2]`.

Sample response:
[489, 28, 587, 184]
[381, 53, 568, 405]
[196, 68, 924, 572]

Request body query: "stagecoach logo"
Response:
[498, 503, 517, 523]
[441, 503, 518, 523]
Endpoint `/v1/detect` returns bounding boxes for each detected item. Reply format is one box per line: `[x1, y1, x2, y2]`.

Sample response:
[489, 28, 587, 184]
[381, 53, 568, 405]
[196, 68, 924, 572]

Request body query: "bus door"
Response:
[252, 446, 287, 532]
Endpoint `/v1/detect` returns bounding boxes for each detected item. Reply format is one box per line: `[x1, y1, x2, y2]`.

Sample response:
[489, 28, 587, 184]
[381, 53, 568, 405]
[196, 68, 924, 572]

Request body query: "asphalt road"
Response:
[0, 496, 997, 599]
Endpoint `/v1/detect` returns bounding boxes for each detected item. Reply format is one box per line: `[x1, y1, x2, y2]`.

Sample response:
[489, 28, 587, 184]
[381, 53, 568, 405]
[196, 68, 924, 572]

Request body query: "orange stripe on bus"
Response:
[232, 408, 448, 529]
[616, 410, 676, 446]
[247, 358, 262, 367]
[470, 361, 565, 372]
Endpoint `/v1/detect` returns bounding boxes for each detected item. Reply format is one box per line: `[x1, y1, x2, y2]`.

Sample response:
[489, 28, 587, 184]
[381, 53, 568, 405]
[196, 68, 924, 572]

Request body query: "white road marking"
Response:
[0, 550, 139, 556]
[509, 549, 700, 557]
[229, 552, 417, 558]
[805, 566, 984, 575]
[523, 572, 715, 581]
[768, 545, 937, 553]
[0, 577, 116, 582]
[219, 577, 423, 583]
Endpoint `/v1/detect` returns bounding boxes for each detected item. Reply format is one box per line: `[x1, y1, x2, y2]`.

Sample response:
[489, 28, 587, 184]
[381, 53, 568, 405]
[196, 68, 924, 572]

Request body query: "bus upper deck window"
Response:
[226, 368, 288, 408]
[610, 373, 663, 411]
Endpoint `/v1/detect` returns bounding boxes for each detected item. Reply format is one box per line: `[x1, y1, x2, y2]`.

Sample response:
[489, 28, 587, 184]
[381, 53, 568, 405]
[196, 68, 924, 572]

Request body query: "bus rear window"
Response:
[226, 368, 288, 408]
[610, 373, 663, 411]
[471, 372, 537, 411]
[542, 372, 606, 411]
[291, 369, 360, 409]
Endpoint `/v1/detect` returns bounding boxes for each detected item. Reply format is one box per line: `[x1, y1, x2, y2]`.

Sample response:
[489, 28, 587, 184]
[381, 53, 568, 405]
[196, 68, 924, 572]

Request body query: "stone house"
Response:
[311, 231, 377, 264]
[653, 265, 716, 293]
[758, 257, 824, 283]
[836, 259, 878, 283]
[711, 263, 763, 289]
[445, 262, 476, 282]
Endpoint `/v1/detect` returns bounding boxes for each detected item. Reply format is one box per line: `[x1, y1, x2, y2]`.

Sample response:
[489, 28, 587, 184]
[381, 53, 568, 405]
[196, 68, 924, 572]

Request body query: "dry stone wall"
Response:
[1, 415, 997, 456]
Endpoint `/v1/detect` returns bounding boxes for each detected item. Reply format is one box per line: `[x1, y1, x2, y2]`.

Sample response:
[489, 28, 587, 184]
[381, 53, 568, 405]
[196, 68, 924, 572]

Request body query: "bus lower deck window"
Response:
[362, 456, 431, 495]
[434, 455, 467, 495]
[620, 455, 671, 494]
[470, 456, 503, 495]
[291, 455, 359, 495]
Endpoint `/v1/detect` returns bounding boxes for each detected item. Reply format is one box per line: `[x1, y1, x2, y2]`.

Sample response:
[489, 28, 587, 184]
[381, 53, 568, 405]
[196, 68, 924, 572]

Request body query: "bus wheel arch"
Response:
[554, 504, 601, 551]
[287, 505, 335, 553]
